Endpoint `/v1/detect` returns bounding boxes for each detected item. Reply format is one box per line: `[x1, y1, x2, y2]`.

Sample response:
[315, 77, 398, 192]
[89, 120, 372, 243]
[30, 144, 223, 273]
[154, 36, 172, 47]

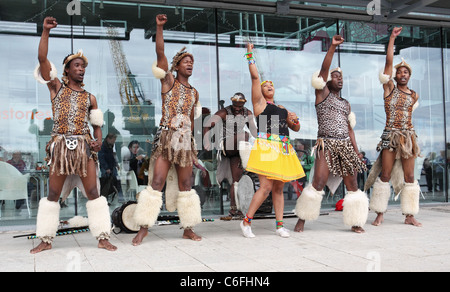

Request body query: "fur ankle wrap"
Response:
[401, 181, 420, 216]
[177, 189, 202, 229]
[294, 185, 324, 221]
[35, 198, 61, 243]
[86, 196, 112, 240]
[342, 190, 369, 227]
[369, 178, 391, 213]
[133, 186, 163, 228]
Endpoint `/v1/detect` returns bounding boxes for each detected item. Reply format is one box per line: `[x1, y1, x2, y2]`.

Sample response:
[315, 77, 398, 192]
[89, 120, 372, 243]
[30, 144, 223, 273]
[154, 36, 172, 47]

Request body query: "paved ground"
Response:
[1, 204, 449, 273]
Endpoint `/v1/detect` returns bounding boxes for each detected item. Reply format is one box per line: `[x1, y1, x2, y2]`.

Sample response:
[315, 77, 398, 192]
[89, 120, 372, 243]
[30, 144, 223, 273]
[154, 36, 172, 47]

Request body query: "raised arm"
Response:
[155, 14, 173, 90]
[246, 43, 266, 116]
[38, 17, 61, 96]
[383, 27, 402, 94]
[315, 35, 344, 104]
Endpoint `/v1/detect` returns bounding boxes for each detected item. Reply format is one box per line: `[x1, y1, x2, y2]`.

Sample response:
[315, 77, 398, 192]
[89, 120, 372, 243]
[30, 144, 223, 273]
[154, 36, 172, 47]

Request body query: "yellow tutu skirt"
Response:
[245, 133, 305, 182]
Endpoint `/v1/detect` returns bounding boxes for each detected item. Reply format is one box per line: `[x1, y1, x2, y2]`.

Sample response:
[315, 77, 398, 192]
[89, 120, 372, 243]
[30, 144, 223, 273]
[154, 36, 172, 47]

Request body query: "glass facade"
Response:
[0, 1, 448, 226]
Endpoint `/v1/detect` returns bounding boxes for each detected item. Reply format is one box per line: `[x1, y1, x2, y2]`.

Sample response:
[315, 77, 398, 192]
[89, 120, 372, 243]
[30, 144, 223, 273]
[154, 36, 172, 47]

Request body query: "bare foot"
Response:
[351, 226, 365, 233]
[372, 213, 384, 226]
[182, 228, 202, 241]
[405, 215, 422, 227]
[294, 219, 305, 232]
[132, 227, 148, 246]
[98, 239, 117, 251]
[30, 241, 52, 254]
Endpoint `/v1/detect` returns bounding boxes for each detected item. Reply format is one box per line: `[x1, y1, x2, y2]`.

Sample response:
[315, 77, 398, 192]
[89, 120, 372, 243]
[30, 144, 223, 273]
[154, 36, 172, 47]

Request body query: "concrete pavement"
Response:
[1, 204, 449, 272]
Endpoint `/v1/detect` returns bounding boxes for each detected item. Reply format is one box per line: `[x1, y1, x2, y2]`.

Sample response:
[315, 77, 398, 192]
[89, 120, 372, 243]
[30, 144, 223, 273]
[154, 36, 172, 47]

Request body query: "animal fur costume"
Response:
[132, 54, 203, 230]
[295, 69, 369, 227]
[133, 159, 202, 229]
[364, 58, 420, 217]
[33, 52, 111, 244]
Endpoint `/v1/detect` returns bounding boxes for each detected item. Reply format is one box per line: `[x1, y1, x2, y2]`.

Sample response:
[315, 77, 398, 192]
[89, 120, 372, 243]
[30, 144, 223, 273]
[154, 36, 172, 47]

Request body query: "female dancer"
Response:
[241, 43, 305, 238]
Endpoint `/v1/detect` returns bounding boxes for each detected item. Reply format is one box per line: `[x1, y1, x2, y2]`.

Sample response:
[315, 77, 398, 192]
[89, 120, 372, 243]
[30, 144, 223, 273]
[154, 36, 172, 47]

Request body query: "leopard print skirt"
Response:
[376, 128, 420, 160]
[316, 138, 367, 177]
[151, 126, 198, 168]
[45, 134, 97, 177]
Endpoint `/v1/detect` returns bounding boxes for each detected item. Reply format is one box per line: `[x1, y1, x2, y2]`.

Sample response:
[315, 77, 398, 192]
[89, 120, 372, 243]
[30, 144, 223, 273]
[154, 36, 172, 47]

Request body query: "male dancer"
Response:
[132, 14, 202, 245]
[31, 17, 116, 253]
[294, 35, 369, 233]
[203, 93, 257, 216]
[365, 27, 422, 227]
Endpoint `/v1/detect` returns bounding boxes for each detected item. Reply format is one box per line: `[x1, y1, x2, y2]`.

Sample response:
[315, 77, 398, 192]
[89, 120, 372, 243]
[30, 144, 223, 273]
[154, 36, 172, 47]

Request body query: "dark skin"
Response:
[132, 14, 201, 246]
[294, 35, 365, 234]
[243, 43, 301, 226]
[203, 100, 257, 214]
[372, 26, 421, 227]
[30, 17, 117, 254]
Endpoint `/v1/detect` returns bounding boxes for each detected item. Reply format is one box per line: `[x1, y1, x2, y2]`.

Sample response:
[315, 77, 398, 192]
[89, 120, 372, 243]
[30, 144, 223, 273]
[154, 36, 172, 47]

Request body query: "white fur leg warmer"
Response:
[369, 178, 391, 213]
[401, 181, 420, 216]
[342, 190, 369, 227]
[133, 186, 163, 228]
[86, 196, 111, 240]
[35, 198, 61, 243]
[177, 189, 202, 229]
[294, 185, 324, 221]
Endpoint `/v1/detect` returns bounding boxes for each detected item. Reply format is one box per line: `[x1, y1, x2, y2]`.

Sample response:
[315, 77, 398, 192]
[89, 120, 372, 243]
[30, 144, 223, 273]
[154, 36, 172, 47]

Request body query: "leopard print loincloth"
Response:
[316, 138, 367, 177]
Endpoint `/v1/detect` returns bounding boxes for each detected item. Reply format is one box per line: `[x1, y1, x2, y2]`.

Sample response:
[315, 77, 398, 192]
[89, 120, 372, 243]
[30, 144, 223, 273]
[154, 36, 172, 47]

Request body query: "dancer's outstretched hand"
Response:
[247, 42, 254, 53]
[156, 14, 168, 26]
[391, 26, 403, 38]
[43, 16, 58, 31]
[332, 35, 344, 46]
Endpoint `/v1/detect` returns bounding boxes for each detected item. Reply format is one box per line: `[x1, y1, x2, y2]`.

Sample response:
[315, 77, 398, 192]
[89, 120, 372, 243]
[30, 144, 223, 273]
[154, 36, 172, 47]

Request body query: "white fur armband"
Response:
[194, 101, 202, 119]
[348, 112, 356, 129]
[379, 68, 396, 84]
[34, 61, 58, 84]
[311, 70, 327, 90]
[152, 61, 167, 79]
[89, 109, 104, 127]
[413, 101, 419, 112]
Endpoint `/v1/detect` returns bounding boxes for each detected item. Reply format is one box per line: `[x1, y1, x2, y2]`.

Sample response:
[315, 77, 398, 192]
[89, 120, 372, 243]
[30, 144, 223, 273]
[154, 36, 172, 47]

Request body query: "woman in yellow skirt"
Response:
[241, 43, 305, 238]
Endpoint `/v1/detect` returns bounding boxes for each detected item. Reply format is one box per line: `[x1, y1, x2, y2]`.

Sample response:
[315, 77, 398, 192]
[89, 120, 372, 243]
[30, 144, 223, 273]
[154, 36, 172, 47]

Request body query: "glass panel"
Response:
[443, 27, 450, 203]
[0, 1, 448, 228]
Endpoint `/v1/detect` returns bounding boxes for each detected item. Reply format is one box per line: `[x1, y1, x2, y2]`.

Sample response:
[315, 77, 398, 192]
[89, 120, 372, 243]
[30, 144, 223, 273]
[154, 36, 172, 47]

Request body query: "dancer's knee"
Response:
[379, 173, 391, 183]
[151, 176, 166, 191]
[178, 179, 192, 192]
[312, 180, 326, 191]
[404, 173, 415, 184]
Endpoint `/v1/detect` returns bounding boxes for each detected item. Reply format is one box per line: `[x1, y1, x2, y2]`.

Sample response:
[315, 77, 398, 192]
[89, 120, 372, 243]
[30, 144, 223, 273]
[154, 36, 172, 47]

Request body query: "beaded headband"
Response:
[170, 47, 194, 72]
[395, 58, 412, 75]
[231, 93, 247, 102]
[62, 49, 88, 86]
[261, 80, 274, 87]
